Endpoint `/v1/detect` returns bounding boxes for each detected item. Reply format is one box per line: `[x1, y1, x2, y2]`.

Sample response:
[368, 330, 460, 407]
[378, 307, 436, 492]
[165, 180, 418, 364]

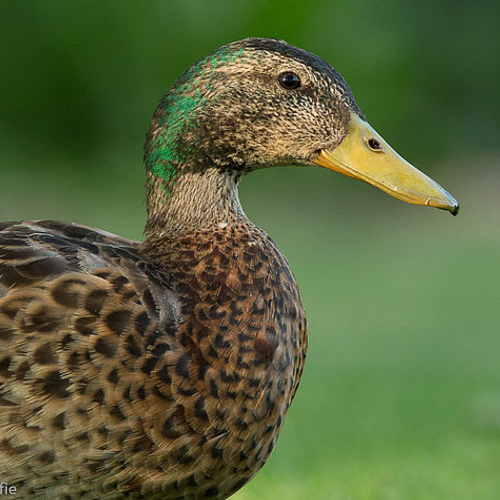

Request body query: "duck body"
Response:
[0, 219, 306, 498]
[0, 37, 458, 498]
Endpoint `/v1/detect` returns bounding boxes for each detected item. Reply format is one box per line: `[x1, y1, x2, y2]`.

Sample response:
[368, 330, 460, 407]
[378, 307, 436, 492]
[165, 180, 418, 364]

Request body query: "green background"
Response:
[0, 1, 499, 498]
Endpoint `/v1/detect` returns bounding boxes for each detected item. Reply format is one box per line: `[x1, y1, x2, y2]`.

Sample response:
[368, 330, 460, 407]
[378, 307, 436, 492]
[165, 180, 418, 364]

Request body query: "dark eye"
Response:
[278, 71, 301, 90]
[368, 138, 382, 151]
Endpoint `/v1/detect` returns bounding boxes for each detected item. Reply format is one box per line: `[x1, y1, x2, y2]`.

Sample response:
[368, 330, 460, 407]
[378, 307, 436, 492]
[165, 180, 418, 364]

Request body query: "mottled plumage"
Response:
[0, 219, 305, 499]
[0, 37, 457, 499]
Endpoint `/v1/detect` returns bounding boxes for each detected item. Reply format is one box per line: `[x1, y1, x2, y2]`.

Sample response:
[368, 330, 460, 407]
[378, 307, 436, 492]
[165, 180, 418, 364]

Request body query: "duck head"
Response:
[144, 37, 458, 226]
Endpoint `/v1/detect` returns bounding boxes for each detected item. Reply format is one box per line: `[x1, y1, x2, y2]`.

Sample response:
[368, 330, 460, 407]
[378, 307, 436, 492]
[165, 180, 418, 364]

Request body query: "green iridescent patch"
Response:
[146, 46, 249, 201]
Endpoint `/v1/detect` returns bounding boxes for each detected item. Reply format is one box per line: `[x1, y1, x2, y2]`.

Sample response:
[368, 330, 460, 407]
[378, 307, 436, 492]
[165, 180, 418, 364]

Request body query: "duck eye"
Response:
[278, 71, 301, 90]
[368, 138, 382, 151]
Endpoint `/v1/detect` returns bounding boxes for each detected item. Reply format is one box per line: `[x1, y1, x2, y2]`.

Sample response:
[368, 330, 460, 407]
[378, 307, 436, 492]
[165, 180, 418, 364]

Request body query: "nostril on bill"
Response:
[367, 138, 382, 151]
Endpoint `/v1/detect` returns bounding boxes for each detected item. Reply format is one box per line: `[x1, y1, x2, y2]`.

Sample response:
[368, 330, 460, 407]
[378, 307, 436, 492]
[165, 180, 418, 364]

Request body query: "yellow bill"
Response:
[314, 113, 459, 215]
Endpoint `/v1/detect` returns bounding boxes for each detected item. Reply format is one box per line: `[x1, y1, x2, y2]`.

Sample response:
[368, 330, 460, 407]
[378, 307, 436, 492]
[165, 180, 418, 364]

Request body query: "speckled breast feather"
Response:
[0, 220, 306, 499]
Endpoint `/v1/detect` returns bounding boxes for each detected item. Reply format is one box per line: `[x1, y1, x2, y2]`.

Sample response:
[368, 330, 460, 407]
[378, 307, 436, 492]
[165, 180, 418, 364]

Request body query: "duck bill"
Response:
[314, 113, 459, 215]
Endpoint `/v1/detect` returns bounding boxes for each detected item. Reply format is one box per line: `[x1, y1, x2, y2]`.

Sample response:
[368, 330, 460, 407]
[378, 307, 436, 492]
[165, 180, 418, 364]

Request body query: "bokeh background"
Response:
[1, 1, 499, 498]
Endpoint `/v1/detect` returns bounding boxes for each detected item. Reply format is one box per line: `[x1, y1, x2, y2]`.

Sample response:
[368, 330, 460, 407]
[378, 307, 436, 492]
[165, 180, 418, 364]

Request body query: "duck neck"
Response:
[144, 167, 247, 237]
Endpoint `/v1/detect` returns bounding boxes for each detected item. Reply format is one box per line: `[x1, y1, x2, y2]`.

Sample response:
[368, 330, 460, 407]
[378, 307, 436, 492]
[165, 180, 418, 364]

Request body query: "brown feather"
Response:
[0, 220, 306, 498]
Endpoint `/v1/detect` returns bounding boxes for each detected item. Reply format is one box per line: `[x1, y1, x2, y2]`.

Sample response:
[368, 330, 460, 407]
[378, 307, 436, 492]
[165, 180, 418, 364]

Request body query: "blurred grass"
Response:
[0, 0, 499, 498]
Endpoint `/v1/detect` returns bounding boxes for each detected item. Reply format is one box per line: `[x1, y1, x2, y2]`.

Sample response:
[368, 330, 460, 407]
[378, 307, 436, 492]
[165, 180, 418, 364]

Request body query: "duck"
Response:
[0, 37, 458, 499]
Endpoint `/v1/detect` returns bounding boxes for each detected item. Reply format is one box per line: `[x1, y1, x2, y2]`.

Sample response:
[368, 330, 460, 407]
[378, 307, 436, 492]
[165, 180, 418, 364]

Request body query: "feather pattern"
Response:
[0, 220, 306, 498]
